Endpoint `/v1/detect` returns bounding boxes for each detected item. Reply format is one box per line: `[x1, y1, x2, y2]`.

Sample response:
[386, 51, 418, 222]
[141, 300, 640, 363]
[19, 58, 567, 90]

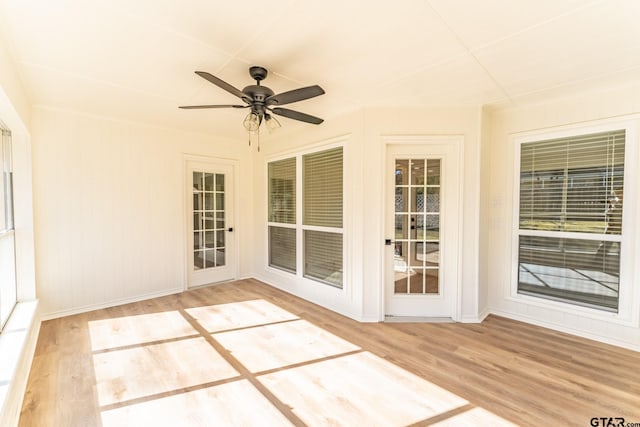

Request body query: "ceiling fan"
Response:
[179, 66, 325, 132]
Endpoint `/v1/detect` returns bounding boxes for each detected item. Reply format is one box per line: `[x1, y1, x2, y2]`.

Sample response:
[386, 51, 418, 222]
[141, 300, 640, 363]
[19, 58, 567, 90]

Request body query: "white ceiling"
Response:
[1, 0, 640, 138]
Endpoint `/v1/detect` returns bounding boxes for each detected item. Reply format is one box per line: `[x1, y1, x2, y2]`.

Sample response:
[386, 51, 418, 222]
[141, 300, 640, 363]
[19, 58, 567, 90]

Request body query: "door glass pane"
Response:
[216, 212, 225, 229]
[193, 232, 202, 250]
[194, 251, 204, 270]
[203, 193, 212, 210]
[205, 231, 215, 248]
[411, 160, 425, 185]
[411, 188, 425, 213]
[205, 249, 215, 268]
[193, 170, 226, 271]
[427, 160, 440, 185]
[216, 248, 226, 267]
[215, 174, 225, 191]
[204, 214, 214, 230]
[394, 214, 407, 239]
[395, 160, 408, 185]
[204, 173, 214, 191]
[415, 215, 425, 240]
[395, 188, 407, 212]
[426, 187, 439, 213]
[426, 214, 440, 241]
[193, 213, 202, 231]
[193, 172, 203, 191]
[425, 242, 440, 267]
[425, 269, 439, 294]
[409, 269, 425, 294]
[394, 157, 441, 295]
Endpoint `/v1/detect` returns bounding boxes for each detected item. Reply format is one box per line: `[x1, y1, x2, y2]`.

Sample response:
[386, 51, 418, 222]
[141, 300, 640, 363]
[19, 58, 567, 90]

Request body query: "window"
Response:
[268, 157, 297, 273]
[516, 129, 625, 312]
[0, 125, 16, 329]
[267, 146, 344, 288]
[302, 147, 343, 286]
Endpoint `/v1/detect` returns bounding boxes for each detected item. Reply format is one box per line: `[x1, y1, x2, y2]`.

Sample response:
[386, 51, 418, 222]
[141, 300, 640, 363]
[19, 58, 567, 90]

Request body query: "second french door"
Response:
[384, 139, 461, 319]
[186, 160, 236, 287]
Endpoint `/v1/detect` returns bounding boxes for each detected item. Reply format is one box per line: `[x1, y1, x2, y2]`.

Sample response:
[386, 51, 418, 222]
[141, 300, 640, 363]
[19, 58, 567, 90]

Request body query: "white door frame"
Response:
[183, 154, 239, 289]
[381, 136, 463, 321]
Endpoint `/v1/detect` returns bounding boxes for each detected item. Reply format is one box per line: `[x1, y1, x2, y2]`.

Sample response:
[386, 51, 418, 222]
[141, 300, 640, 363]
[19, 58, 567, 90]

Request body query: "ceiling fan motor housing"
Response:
[249, 66, 268, 82]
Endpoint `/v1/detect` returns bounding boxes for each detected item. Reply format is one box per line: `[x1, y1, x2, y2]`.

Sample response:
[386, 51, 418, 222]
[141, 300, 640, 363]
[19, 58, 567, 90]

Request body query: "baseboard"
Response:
[459, 307, 491, 323]
[0, 300, 40, 427]
[490, 308, 640, 352]
[40, 287, 183, 320]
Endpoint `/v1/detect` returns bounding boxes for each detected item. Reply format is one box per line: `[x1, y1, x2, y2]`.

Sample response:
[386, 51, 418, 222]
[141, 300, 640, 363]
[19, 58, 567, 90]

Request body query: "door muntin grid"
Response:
[193, 171, 226, 270]
[394, 158, 441, 294]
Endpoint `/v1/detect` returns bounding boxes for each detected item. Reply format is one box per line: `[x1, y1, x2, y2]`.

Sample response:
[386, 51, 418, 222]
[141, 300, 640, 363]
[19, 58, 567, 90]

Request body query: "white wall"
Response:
[31, 107, 253, 318]
[487, 81, 640, 350]
[252, 106, 486, 322]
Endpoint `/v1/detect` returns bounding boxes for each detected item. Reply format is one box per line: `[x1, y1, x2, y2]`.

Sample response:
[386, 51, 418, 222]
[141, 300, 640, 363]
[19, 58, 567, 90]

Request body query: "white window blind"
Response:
[303, 147, 343, 228]
[269, 226, 296, 273]
[302, 147, 343, 288]
[304, 230, 342, 287]
[517, 130, 625, 312]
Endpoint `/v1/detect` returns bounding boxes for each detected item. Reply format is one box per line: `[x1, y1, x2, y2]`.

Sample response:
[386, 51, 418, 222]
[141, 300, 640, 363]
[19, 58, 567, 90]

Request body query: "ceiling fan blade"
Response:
[179, 104, 248, 109]
[266, 85, 325, 106]
[195, 71, 249, 100]
[270, 107, 324, 124]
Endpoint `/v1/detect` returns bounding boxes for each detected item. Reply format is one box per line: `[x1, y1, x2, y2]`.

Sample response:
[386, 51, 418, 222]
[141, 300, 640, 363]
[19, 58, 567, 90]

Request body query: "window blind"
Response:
[303, 147, 343, 228]
[268, 157, 296, 224]
[519, 130, 625, 233]
[304, 230, 342, 287]
[517, 129, 625, 312]
[269, 226, 296, 273]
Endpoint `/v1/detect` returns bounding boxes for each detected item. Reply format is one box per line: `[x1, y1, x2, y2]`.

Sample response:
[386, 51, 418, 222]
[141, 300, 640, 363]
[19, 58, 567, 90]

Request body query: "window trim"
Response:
[510, 118, 639, 326]
[265, 138, 347, 290]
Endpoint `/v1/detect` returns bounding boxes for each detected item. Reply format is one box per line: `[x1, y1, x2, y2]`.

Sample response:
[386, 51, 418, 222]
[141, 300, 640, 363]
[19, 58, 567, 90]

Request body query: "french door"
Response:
[186, 160, 235, 287]
[384, 140, 461, 319]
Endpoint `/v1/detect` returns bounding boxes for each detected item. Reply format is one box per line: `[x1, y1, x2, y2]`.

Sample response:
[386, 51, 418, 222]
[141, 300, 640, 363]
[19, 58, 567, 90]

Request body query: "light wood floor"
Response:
[19, 278, 640, 426]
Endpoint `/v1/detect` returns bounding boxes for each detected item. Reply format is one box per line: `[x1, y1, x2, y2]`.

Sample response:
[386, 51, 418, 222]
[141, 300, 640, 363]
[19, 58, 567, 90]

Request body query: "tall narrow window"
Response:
[268, 157, 296, 273]
[303, 147, 343, 287]
[0, 125, 16, 329]
[517, 130, 625, 312]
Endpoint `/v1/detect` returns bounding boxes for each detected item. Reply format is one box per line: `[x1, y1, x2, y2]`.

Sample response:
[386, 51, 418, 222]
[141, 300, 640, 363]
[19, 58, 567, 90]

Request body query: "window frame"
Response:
[510, 119, 638, 325]
[0, 124, 17, 330]
[266, 140, 346, 289]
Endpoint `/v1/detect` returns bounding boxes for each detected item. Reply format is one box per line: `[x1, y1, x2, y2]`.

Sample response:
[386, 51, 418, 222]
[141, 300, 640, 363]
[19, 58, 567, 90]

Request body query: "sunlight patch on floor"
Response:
[431, 407, 518, 426]
[94, 337, 239, 406]
[259, 351, 468, 426]
[185, 299, 299, 333]
[88, 311, 198, 351]
[100, 379, 294, 427]
[213, 319, 360, 372]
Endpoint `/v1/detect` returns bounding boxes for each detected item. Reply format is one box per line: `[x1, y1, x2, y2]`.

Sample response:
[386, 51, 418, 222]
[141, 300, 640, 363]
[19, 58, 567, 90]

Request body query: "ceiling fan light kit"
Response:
[180, 66, 324, 149]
